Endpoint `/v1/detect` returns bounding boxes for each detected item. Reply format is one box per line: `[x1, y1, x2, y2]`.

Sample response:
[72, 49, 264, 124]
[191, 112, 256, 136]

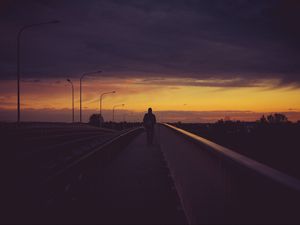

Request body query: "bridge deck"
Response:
[12, 124, 300, 224]
[58, 126, 187, 224]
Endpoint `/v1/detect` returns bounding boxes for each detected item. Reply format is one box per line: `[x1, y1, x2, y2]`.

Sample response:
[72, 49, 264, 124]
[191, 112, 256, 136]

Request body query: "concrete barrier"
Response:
[161, 123, 300, 224]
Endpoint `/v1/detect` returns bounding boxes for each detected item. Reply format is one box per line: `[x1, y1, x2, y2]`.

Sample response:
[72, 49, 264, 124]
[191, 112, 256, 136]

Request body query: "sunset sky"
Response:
[1, 0, 300, 122]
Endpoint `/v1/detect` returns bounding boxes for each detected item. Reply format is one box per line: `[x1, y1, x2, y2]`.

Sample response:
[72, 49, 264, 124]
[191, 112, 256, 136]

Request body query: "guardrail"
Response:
[164, 123, 300, 192]
[163, 123, 300, 224]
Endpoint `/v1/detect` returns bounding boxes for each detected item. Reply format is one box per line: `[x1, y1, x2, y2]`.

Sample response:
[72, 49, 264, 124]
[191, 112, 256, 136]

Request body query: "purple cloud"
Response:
[0, 0, 299, 87]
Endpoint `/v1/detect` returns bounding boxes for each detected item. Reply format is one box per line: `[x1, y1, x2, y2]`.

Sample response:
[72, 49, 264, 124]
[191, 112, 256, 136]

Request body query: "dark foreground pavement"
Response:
[7, 124, 300, 224]
[46, 126, 187, 224]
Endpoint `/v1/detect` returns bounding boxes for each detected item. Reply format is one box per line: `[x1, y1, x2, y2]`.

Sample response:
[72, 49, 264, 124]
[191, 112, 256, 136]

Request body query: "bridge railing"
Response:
[163, 123, 300, 224]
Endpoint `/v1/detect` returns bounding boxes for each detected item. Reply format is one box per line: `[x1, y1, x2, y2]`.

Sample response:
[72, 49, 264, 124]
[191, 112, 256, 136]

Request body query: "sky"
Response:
[0, 0, 300, 122]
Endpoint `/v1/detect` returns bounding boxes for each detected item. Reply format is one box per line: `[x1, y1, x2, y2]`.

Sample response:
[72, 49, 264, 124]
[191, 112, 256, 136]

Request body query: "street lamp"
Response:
[17, 20, 60, 123]
[80, 70, 102, 123]
[99, 91, 116, 117]
[67, 79, 74, 123]
[112, 104, 125, 122]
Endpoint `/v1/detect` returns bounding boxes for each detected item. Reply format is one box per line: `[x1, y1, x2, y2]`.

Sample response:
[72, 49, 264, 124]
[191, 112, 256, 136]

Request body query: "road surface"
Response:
[8, 124, 300, 224]
[49, 125, 187, 224]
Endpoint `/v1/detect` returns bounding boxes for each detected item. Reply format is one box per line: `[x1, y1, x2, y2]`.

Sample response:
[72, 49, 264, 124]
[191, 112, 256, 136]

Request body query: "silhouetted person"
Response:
[143, 108, 156, 145]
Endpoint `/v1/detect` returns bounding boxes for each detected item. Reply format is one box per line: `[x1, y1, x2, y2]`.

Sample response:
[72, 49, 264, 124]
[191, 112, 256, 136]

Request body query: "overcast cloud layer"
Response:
[1, 0, 300, 87]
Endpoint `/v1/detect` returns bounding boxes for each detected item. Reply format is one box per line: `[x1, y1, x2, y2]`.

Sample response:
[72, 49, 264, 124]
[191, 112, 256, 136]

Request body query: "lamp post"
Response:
[67, 79, 74, 123]
[17, 20, 60, 123]
[99, 91, 116, 118]
[112, 104, 124, 122]
[80, 70, 102, 123]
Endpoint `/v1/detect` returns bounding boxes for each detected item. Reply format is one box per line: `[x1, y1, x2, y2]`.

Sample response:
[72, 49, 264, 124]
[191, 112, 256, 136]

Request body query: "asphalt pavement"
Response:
[51, 126, 187, 224]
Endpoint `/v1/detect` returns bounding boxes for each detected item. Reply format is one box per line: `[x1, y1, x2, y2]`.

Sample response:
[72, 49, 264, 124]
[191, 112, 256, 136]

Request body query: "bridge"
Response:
[6, 123, 300, 224]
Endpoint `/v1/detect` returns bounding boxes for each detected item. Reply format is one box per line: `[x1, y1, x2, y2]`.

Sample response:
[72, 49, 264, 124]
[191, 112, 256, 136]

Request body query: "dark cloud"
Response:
[0, 0, 299, 86]
[21, 79, 41, 83]
[136, 77, 282, 88]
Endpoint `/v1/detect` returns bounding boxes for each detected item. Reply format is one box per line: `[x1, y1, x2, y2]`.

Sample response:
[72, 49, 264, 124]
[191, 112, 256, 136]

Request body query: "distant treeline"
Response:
[88, 113, 141, 130]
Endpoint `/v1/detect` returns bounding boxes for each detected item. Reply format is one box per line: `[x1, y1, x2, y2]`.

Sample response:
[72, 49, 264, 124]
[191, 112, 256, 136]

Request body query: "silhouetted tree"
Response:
[216, 119, 224, 124]
[266, 114, 275, 123]
[259, 115, 267, 124]
[266, 113, 288, 124]
[89, 114, 104, 127]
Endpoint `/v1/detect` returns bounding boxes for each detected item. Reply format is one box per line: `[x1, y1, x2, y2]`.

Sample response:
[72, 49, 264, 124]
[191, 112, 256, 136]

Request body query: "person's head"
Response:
[148, 108, 152, 114]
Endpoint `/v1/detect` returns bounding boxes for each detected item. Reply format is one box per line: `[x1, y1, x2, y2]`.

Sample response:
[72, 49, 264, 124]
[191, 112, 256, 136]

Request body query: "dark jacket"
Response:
[143, 113, 156, 129]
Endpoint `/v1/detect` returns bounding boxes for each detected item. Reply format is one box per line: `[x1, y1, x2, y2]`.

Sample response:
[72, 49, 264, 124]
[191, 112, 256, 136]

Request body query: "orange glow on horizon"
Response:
[1, 77, 300, 121]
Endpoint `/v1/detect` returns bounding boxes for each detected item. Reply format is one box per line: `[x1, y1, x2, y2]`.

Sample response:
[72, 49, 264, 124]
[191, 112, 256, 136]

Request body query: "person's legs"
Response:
[146, 129, 151, 145]
[145, 127, 155, 145]
[148, 127, 155, 145]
